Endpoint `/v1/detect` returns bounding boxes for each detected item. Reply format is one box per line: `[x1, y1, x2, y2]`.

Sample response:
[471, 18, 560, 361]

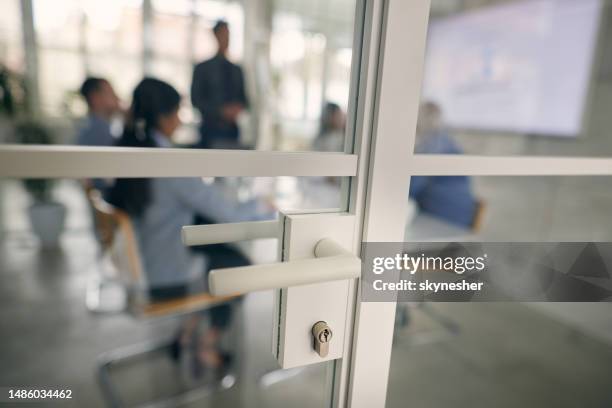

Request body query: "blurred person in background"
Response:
[76, 77, 121, 147]
[0, 64, 17, 117]
[107, 78, 272, 376]
[191, 20, 249, 149]
[409, 101, 477, 228]
[76, 77, 122, 193]
[306, 102, 346, 196]
[312, 102, 346, 152]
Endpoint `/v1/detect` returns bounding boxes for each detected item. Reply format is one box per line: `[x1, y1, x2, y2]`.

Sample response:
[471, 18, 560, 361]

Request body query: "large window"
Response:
[269, 0, 355, 148]
[0, 0, 24, 72]
[10, 0, 358, 151]
[28, 0, 243, 119]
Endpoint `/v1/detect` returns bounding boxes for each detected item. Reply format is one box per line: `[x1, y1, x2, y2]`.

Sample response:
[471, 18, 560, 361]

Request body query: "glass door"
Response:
[376, 0, 612, 407]
[0, 1, 411, 408]
[1, 1, 361, 408]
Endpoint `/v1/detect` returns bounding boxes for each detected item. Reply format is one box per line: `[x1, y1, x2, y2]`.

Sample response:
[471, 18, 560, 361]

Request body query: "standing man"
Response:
[191, 20, 249, 149]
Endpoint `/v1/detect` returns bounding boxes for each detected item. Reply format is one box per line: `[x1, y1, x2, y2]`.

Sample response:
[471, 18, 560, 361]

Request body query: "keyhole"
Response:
[320, 329, 329, 342]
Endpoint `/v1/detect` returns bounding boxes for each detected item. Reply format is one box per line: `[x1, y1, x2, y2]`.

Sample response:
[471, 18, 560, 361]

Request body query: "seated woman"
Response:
[106, 78, 272, 376]
[409, 102, 477, 228]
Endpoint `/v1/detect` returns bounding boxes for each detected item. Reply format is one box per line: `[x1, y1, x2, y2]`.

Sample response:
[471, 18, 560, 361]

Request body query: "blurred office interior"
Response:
[1, 0, 612, 407]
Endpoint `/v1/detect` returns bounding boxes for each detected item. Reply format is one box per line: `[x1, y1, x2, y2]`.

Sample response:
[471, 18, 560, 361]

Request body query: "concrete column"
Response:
[142, 0, 154, 76]
[243, 0, 273, 149]
[20, 0, 40, 117]
[79, 10, 90, 74]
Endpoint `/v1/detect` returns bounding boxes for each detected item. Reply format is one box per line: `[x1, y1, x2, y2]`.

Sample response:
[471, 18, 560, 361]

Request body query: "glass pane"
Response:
[38, 49, 85, 119]
[33, 0, 81, 49]
[388, 302, 612, 407]
[0, 174, 345, 406]
[3, 0, 358, 152]
[416, 0, 612, 157]
[389, 175, 612, 407]
[150, 6, 191, 60]
[407, 175, 612, 241]
[87, 55, 143, 103]
[84, 1, 143, 56]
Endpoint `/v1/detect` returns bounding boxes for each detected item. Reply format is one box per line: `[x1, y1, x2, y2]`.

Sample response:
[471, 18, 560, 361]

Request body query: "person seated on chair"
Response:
[76, 77, 122, 192]
[106, 78, 273, 376]
[77, 77, 122, 147]
[409, 101, 477, 228]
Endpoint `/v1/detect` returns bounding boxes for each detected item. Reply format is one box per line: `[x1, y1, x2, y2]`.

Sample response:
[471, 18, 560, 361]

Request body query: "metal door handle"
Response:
[208, 238, 359, 295]
[181, 222, 359, 296]
[181, 220, 279, 246]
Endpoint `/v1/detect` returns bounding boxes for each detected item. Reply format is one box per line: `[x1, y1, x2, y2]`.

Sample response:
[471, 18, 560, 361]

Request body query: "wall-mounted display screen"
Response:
[422, 0, 602, 137]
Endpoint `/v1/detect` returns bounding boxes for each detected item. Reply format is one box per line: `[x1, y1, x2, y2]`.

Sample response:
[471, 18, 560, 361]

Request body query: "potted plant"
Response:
[14, 122, 67, 247]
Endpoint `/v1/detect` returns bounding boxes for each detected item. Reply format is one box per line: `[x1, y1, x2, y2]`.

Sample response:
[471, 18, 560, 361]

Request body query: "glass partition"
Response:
[1, 0, 358, 152]
[414, 0, 612, 158]
[0, 174, 347, 406]
[392, 174, 612, 407]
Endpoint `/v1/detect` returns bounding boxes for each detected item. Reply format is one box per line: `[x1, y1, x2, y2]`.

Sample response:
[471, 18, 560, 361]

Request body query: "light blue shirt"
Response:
[133, 132, 271, 288]
[76, 114, 116, 190]
[76, 114, 115, 147]
[409, 130, 477, 228]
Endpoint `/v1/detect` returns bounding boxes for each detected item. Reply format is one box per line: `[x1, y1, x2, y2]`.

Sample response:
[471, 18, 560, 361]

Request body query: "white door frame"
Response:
[338, 0, 612, 407]
[332, 1, 431, 407]
[0, 147, 357, 178]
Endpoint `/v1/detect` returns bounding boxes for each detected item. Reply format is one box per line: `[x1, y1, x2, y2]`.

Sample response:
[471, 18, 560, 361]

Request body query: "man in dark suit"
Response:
[191, 20, 249, 149]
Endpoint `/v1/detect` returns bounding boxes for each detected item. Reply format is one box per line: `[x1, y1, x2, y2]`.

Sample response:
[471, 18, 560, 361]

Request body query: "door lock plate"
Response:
[272, 212, 355, 369]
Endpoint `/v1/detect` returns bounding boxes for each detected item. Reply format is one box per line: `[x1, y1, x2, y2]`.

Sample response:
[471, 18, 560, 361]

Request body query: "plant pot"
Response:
[27, 201, 67, 248]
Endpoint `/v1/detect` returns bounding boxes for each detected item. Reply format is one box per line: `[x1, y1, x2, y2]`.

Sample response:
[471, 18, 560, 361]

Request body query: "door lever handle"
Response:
[181, 220, 279, 246]
[180, 213, 358, 369]
[208, 238, 360, 296]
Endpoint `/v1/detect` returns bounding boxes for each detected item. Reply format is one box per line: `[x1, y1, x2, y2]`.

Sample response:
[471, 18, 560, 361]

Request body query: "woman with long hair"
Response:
[107, 78, 271, 376]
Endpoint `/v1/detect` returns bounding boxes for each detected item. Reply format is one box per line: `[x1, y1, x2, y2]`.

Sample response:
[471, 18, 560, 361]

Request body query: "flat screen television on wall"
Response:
[422, 0, 602, 137]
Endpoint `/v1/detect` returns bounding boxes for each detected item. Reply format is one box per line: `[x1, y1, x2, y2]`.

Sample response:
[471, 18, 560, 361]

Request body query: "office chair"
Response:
[87, 190, 240, 407]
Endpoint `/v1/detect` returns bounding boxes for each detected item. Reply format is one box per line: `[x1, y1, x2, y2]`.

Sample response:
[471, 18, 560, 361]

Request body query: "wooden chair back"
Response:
[85, 188, 237, 318]
[471, 199, 486, 233]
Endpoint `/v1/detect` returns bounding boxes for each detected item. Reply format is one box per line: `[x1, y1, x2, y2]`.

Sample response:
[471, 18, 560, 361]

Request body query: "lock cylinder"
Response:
[312, 321, 332, 358]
